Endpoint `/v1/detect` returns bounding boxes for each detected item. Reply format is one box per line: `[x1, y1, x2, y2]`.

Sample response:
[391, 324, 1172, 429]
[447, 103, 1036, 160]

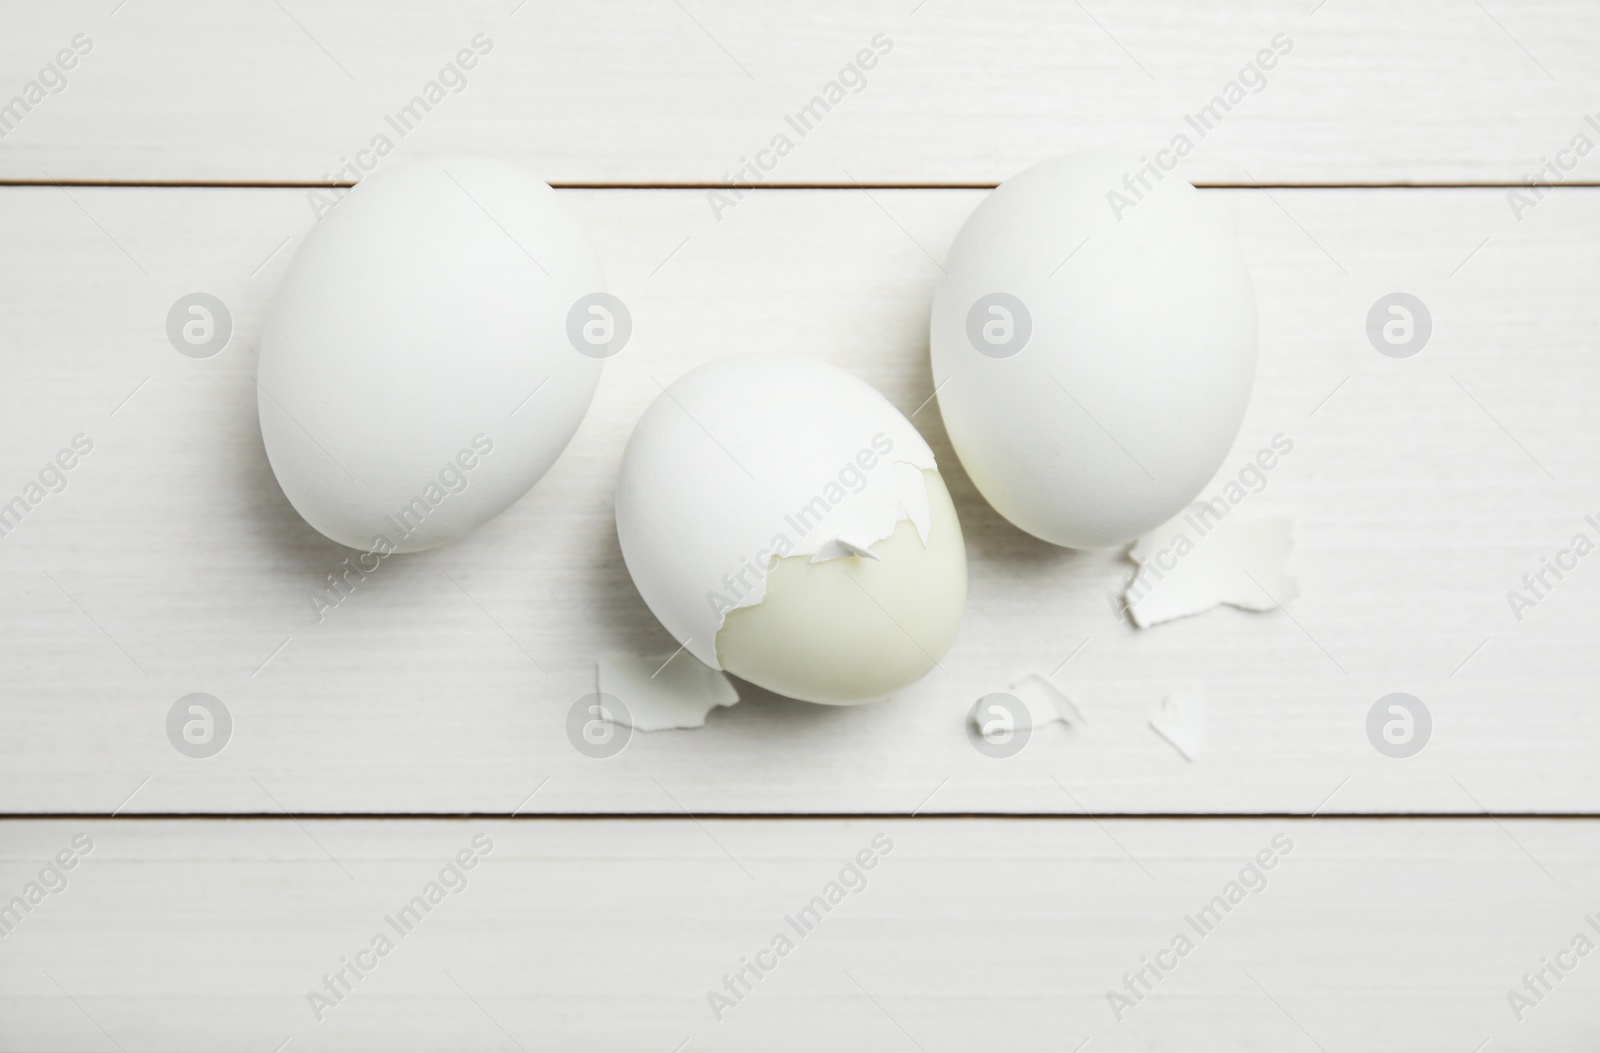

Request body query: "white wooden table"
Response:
[2, 1, 1598, 1048]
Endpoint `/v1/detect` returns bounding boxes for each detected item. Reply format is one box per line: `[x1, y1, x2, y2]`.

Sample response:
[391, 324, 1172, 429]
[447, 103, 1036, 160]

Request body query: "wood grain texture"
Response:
[6, 4, 1597, 1048]
[2, 818, 1596, 1051]
[1, 0, 1597, 185]
[1, 184, 1595, 815]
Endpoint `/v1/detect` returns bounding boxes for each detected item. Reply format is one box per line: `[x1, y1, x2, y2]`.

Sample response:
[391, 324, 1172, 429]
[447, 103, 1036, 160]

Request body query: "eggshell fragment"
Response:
[1150, 686, 1206, 760]
[1122, 504, 1297, 627]
[595, 654, 740, 731]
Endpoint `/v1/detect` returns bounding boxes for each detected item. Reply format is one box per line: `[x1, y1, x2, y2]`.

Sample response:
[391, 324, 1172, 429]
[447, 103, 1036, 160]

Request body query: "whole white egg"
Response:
[615, 355, 966, 705]
[259, 154, 614, 553]
[929, 153, 1257, 548]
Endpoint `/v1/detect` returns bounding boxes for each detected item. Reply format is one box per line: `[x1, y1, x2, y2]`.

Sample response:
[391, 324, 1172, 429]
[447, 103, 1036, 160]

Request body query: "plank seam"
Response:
[4, 812, 1598, 822]
[0, 181, 1595, 191]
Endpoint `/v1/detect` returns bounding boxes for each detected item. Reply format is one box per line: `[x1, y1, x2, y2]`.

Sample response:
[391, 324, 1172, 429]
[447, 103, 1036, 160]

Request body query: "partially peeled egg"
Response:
[615, 355, 966, 704]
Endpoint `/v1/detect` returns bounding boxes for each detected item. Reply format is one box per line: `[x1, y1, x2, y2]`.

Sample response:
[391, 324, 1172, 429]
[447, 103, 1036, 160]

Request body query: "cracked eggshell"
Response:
[258, 154, 606, 552]
[930, 153, 1257, 549]
[615, 354, 966, 703]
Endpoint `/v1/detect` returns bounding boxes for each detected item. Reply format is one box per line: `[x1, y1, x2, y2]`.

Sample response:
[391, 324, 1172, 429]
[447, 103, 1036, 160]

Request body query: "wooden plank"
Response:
[1, 0, 1597, 185]
[1, 184, 1597, 815]
[1, 818, 1596, 1050]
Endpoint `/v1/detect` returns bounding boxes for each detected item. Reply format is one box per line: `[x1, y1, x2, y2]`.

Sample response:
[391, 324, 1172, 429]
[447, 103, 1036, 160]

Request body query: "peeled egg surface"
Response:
[930, 153, 1258, 549]
[258, 154, 608, 553]
[615, 355, 966, 705]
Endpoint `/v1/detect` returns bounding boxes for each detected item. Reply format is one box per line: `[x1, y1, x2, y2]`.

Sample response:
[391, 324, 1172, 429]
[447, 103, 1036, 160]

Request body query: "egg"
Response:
[615, 355, 966, 705]
[929, 153, 1257, 548]
[258, 154, 612, 553]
